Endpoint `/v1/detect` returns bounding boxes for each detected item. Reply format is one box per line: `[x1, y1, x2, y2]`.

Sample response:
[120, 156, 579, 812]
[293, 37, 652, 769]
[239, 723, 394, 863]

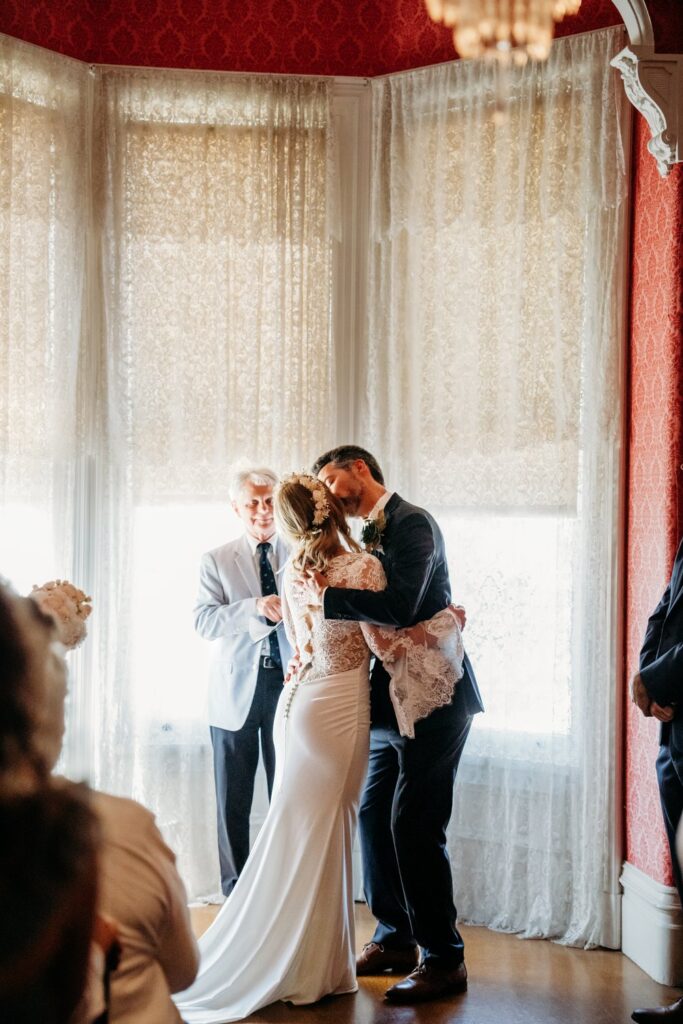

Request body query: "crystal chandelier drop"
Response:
[424, 0, 582, 63]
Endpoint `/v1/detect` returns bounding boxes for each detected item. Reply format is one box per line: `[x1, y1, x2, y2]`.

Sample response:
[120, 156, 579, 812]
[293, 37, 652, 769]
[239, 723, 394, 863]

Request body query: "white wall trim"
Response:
[609, 0, 683, 178]
[611, 45, 683, 177]
[621, 861, 683, 985]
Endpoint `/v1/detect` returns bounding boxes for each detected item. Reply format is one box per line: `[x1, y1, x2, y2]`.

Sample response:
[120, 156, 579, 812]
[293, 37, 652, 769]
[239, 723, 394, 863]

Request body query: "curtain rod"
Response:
[1, 22, 623, 86]
[371, 23, 625, 81]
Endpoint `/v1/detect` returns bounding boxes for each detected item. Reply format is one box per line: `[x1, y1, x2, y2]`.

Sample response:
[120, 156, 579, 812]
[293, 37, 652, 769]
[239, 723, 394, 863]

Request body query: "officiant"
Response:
[194, 467, 291, 897]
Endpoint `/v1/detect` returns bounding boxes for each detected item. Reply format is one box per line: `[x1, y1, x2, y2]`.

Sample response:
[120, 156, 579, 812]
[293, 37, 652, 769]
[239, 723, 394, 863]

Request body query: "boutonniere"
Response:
[360, 509, 387, 551]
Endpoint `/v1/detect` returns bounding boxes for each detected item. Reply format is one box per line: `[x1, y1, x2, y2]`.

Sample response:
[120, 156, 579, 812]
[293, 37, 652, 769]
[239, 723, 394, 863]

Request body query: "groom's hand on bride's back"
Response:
[293, 569, 328, 605]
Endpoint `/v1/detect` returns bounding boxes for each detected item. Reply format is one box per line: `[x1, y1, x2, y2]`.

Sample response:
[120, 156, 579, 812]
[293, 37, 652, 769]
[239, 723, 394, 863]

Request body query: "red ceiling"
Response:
[0, 0, 630, 77]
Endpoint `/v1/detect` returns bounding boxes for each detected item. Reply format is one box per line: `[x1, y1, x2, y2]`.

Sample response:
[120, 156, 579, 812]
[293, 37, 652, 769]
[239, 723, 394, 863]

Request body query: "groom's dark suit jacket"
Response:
[324, 493, 484, 732]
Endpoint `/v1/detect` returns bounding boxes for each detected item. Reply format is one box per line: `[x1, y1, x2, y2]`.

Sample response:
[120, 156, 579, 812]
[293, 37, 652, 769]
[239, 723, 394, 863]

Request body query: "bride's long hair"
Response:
[275, 477, 360, 573]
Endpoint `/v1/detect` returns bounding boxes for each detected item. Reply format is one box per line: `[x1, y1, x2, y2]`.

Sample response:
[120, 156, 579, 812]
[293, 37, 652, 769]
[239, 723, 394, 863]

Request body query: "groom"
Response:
[307, 445, 484, 1004]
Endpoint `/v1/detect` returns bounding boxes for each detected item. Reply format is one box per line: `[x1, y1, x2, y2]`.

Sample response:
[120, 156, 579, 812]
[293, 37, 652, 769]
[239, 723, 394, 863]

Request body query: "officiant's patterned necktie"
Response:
[257, 541, 282, 669]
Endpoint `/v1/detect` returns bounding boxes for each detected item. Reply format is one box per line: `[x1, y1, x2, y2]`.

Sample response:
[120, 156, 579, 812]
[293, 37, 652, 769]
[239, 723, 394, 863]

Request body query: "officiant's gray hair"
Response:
[229, 466, 279, 502]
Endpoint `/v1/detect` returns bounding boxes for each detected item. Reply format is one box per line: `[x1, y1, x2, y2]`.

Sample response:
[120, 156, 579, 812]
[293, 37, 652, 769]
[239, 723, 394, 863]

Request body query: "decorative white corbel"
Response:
[609, 0, 683, 178]
[611, 46, 682, 176]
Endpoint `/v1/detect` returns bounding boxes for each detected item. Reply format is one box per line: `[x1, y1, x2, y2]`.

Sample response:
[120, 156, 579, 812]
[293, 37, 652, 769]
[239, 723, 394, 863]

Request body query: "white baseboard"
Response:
[621, 861, 683, 985]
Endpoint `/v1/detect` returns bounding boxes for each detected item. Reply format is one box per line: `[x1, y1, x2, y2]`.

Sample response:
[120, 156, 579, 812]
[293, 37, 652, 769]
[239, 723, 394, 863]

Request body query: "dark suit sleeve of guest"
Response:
[639, 584, 671, 671]
[640, 641, 683, 707]
[323, 514, 436, 627]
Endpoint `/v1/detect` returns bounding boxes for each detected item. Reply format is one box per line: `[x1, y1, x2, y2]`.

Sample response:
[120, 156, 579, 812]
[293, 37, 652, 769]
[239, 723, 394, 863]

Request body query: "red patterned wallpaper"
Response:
[625, 116, 683, 885]
[0, 0, 620, 75]
[649, 1, 683, 52]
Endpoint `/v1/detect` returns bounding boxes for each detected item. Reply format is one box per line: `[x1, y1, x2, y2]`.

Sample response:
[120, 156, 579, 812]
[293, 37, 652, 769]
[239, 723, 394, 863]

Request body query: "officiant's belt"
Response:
[260, 655, 282, 671]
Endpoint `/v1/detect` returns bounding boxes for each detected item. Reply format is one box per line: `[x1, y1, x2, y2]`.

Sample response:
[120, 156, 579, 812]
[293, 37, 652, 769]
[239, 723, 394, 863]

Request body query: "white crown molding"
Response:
[610, 0, 654, 48]
[611, 45, 683, 176]
[609, 0, 683, 177]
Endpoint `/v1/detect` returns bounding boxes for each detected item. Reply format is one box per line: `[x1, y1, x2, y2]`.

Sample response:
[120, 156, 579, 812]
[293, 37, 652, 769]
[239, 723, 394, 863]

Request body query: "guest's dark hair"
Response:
[0, 586, 53, 781]
[311, 445, 385, 485]
[0, 783, 100, 1024]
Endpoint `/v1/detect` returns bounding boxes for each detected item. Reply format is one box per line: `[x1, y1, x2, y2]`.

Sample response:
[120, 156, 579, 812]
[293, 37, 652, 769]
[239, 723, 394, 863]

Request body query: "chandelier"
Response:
[424, 0, 582, 63]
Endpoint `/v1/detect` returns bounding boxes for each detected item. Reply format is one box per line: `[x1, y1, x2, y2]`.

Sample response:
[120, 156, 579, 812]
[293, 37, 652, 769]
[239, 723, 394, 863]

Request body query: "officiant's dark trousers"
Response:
[210, 661, 283, 896]
[359, 682, 472, 966]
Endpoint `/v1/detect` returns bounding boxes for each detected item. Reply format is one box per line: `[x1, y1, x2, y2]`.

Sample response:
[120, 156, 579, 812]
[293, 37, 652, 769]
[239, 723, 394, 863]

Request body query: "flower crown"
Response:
[279, 473, 331, 530]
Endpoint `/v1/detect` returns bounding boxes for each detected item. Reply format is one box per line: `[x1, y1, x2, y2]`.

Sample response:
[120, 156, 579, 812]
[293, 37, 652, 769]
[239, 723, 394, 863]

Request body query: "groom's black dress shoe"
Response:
[632, 998, 683, 1021]
[356, 942, 419, 975]
[384, 961, 468, 1004]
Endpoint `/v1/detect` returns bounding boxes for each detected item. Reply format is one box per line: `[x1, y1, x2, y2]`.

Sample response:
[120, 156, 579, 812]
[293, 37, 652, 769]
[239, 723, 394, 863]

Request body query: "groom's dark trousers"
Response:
[324, 493, 484, 966]
[361, 677, 474, 963]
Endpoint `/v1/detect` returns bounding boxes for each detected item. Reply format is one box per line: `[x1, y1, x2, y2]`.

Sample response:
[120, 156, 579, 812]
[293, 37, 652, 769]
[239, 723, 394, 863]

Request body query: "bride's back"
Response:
[283, 551, 385, 681]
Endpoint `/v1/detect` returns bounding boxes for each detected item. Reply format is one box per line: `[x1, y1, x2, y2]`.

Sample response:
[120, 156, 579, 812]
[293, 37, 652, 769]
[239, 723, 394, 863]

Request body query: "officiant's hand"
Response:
[256, 595, 282, 621]
[631, 672, 652, 717]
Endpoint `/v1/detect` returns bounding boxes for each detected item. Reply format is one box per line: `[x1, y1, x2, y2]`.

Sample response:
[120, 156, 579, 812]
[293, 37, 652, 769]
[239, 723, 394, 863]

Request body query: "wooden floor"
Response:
[190, 904, 680, 1024]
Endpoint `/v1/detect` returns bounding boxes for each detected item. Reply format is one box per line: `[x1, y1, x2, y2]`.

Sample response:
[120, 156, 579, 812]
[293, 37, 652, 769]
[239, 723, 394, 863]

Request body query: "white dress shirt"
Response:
[366, 490, 394, 523]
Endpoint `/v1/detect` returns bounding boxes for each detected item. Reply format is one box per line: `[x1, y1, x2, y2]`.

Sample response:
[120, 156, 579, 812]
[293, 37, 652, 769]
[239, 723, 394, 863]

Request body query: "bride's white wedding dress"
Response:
[174, 551, 385, 1023]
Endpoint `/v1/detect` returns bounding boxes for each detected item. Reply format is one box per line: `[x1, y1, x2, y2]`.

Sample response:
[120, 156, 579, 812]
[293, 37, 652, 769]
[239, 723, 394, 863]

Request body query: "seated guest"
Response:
[89, 789, 200, 1023]
[1, 584, 200, 1023]
[0, 786, 100, 1024]
[0, 582, 67, 792]
[0, 588, 100, 1024]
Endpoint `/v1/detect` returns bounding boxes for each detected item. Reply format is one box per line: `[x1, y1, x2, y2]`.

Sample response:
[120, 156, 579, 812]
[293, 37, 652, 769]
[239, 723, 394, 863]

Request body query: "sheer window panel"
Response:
[438, 511, 573, 750]
[363, 27, 630, 946]
[91, 69, 340, 896]
[0, 36, 89, 640]
[99, 69, 338, 499]
[124, 503, 243, 897]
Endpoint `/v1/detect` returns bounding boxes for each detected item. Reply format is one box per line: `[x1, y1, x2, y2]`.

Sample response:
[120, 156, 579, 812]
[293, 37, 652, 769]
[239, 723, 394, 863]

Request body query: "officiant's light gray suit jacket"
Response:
[194, 534, 292, 731]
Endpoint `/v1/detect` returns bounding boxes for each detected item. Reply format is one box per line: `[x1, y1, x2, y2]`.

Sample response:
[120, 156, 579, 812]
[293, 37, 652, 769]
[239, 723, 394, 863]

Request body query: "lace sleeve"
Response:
[356, 556, 431, 662]
[363, 608, 466, 738]
[357, 554, 387, 593]
[361, 621, 429, 664]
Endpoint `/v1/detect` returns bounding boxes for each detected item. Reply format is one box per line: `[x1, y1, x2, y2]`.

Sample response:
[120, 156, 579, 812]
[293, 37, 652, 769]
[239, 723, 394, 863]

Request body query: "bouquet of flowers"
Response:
[30, 579, 92, 650]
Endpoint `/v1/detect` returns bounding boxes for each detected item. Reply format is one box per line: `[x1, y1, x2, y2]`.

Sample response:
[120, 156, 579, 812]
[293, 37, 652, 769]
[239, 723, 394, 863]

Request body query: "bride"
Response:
[175, 473, 462, 1023]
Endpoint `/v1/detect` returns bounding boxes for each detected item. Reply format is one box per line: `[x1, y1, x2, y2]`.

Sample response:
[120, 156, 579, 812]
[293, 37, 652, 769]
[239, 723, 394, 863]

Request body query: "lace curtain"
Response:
[363, 27, 629, 946]
[97, 68, 338, 502]
[0, 38, 89, 576]
[92, 68, 338, 897]
[0, 37, 338, 898]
